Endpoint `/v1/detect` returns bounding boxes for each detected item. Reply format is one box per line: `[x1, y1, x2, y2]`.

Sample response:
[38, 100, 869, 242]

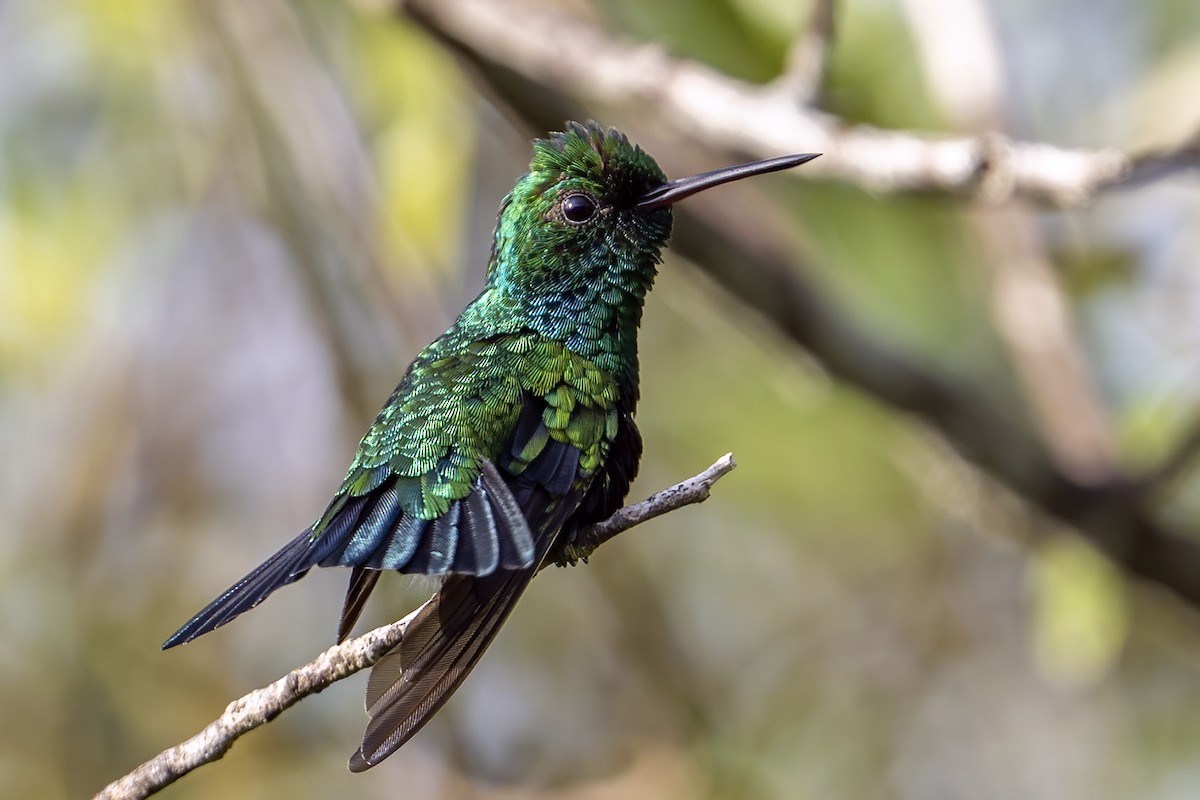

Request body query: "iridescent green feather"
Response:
[319, 332, 624, 527]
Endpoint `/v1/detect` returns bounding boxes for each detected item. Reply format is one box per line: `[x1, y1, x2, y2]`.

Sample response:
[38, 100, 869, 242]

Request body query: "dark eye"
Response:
[561, 193, 597, 224]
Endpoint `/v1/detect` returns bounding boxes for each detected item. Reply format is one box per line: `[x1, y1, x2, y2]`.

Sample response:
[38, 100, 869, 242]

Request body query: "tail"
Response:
[337, 567, 382, 644]
[162, 529, 316, 649]
[347, 565, 539, 771]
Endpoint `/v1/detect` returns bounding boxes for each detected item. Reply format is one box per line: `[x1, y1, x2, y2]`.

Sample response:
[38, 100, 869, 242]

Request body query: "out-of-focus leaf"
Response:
[1030, 536, 1129, 689]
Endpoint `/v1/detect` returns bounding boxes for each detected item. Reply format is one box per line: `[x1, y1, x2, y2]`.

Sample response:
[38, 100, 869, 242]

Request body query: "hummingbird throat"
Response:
[516, 247, 661, 390]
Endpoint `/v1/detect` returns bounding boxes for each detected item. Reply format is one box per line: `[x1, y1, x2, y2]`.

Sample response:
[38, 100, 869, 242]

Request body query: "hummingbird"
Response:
[164, 121, 818, 771]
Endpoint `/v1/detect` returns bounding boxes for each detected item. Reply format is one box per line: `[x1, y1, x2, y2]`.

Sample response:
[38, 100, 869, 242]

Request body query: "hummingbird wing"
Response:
[161, 458, 541, 649]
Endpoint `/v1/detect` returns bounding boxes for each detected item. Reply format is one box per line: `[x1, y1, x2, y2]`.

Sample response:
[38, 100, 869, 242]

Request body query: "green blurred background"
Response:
[5, 1, 1200, 798]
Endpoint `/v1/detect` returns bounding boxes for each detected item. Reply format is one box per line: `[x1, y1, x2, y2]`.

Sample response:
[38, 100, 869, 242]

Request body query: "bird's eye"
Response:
[561, 193, 597, 224]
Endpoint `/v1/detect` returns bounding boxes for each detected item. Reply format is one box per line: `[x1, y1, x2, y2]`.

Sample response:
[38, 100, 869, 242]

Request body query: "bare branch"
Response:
[898, 0, 1005, 130]
[772, 0, 836, 105]
[896, 0, 1118, 484]
[391, 0, 1199, 207]
[556, 452, 737, 564]
[92, 455, 737, 800]
[973, 204, 1118, 484]
[94, 610, 420, 800]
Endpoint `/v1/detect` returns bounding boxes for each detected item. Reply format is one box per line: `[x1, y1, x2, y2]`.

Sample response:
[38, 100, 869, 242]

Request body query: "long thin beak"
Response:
[637, 153, 820, 210]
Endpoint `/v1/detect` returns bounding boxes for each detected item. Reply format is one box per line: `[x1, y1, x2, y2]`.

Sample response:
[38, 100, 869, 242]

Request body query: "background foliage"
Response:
[4, 1, 1200, 798]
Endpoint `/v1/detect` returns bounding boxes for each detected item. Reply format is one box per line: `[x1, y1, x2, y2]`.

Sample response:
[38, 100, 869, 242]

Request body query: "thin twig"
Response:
[897, 0, 1004, 130]
[772, 0, 836, 105]
[557, 452, 737, 564]
[897, 0, 1119, 484]
[92, 454, 738, 800]
[973, 203, 1118, 484]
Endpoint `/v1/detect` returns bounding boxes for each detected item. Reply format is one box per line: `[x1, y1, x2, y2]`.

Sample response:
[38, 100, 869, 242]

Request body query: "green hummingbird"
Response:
[164, 121, 817, 770]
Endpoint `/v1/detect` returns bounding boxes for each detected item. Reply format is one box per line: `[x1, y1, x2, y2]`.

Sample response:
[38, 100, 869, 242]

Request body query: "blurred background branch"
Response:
[771, 0, 836, 104]
[392, 0, 1197, 205]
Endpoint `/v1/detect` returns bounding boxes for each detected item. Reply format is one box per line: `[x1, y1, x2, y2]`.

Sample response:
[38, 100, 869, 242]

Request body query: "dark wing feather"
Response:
[163, 490, 378, 649]
[162, 527, 319, 649]
[163, 489, 387, 648]
[449, 489, 501, 575]
[308, 493, 378, 564]
[319, 483, 404, 565]
[374, 515, 428, 570]
[348, 441, 585, 771]
[406, 503, 461, 574]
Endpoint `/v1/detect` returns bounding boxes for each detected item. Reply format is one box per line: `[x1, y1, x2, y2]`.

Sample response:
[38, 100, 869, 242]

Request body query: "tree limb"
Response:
[895, 0, 1119, 484]
[771, 0, 837, 105]
[389, 0, 1199, 207]
[92, 454, 738, 800]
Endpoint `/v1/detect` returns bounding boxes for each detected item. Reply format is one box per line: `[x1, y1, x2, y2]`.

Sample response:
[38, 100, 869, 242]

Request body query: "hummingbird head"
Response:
[488, 122, 817, 300]
[487, 122, 672, 301]
[485, 122, 817, 360]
